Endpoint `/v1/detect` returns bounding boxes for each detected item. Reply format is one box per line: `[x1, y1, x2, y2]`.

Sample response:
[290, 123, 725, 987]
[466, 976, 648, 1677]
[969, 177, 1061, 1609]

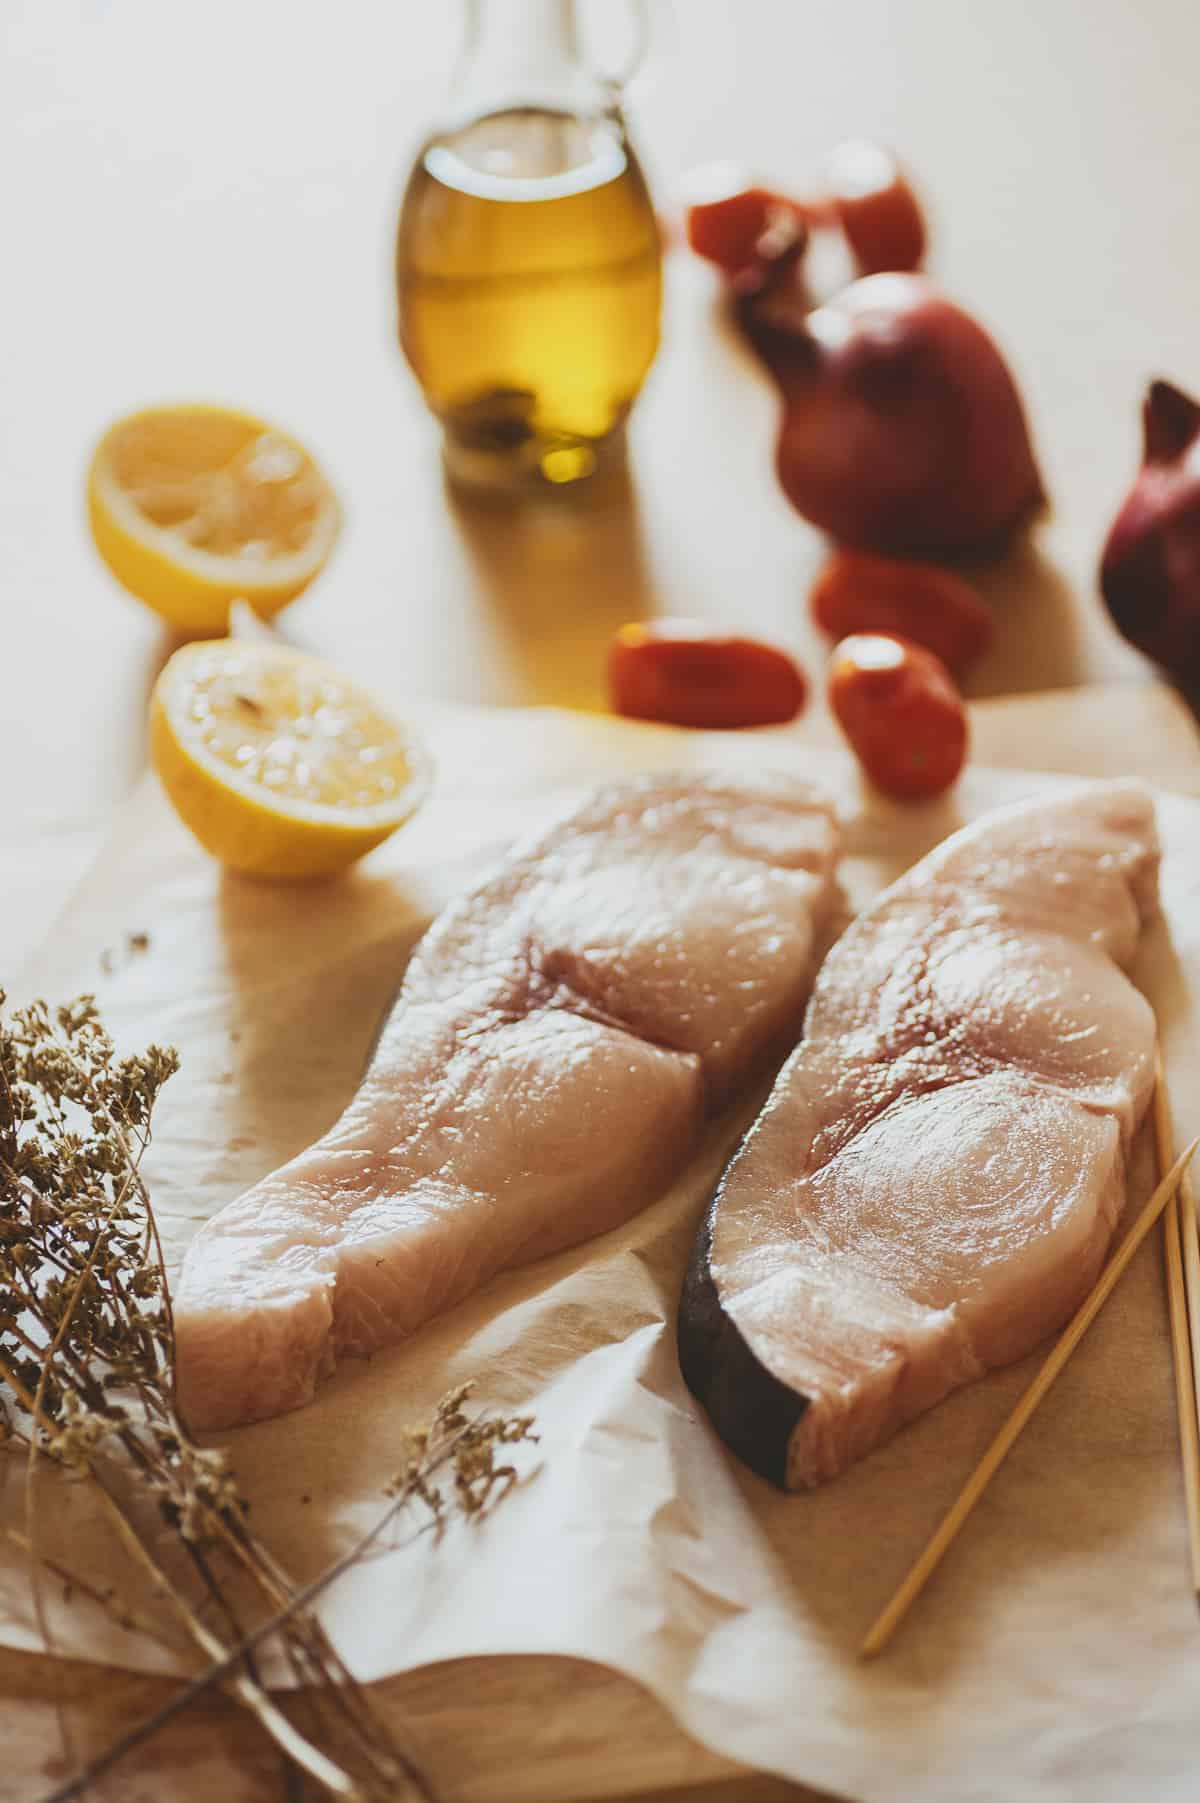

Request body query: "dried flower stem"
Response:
[36, 1408, 509, 1803]
[1, 1348, 362, 1797]
[0, 994, 537, 1803]
[92, 1475, 363, 1798]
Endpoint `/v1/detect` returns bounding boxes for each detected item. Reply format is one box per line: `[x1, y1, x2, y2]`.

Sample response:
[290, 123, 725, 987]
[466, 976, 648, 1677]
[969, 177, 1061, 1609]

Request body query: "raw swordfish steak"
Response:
[176, 773, 841, 1431]
[678, 781, 1160, 1490]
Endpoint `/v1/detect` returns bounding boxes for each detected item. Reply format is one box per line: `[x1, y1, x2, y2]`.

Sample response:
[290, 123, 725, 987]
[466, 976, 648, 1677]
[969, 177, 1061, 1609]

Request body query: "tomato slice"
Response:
[828, 633, 966, 800]
[810, 551, 992, 678]
[609, 621, 808, 729]
[823, 140, 927, 274]
[683, 164, 816, 277]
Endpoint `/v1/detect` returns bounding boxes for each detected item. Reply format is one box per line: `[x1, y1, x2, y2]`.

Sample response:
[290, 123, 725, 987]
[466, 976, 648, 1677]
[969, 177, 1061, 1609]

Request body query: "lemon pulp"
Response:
[151, 641, 431, 879]
[89, 405, 340, 633]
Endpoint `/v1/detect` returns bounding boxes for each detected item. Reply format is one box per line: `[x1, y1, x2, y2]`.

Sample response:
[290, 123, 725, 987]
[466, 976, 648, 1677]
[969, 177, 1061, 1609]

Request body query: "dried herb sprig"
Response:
[0, 992, 537, 1802]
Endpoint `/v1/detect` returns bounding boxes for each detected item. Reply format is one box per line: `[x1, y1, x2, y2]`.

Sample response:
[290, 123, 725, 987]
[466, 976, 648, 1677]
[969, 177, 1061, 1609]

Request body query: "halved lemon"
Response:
[150, 640, 431, 879]
[88, 404, 341, 633]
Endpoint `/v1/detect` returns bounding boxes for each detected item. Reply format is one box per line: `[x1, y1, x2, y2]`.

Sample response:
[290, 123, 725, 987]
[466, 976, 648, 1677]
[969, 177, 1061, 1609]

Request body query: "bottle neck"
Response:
[451, 0, 604, 123]
[466, 0, 579, 79]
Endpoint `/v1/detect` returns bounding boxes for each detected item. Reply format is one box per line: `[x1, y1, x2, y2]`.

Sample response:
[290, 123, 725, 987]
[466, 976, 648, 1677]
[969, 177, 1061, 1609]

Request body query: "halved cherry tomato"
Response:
[609, 621, 807, 729]
[823, 140, 927, 274]
[810, 551, 992, 678]
[828, 633, 966, 800]
[682, 163, 817, 277]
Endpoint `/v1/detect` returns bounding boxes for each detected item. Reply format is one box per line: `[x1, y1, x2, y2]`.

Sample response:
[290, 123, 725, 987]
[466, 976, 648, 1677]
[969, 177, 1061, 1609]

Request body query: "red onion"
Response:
[1100, 380, 1200, 681]
[739, 272, 1046, 557]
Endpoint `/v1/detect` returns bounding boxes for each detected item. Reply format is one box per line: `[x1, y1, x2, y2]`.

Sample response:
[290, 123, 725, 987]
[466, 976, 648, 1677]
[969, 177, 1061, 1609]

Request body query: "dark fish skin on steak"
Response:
[175, 771, 841, 1432]
[678, 782, 1160, 1490]
[680, 1215, 806, 1486]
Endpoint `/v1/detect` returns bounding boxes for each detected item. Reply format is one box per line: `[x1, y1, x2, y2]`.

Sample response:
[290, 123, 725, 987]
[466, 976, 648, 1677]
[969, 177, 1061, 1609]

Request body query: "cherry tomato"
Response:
[810, 551, 992, 678]
[828, 633, 966, 800]
[823, 140, 927, 274]
[609, 621, 808, 730]
[683, 163, 816, 277]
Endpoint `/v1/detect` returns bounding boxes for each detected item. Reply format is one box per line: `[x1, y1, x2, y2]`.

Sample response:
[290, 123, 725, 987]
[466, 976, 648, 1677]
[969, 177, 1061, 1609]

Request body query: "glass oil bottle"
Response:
[396, 0, 662, 492]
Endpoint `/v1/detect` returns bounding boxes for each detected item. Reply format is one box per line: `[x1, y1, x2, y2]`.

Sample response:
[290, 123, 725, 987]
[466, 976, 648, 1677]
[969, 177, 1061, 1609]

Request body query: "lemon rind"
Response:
[88, 404, 341, 597]
[155, 645, 434, 834]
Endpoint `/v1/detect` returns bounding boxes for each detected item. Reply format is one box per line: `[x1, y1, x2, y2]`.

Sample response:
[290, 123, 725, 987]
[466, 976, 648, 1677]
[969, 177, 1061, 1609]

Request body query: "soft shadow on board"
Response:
[841, 784, 967, 883]
[445, 453, 654, 712]
[966, 540, 1090, 698]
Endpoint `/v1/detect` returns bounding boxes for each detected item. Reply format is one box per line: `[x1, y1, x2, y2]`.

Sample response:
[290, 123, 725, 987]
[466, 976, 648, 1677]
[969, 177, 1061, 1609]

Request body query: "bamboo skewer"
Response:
[1152, 1067, 1200, 1595]
[861, 1133, 1200, 1659]
[1179, 1167, 1200, 1449]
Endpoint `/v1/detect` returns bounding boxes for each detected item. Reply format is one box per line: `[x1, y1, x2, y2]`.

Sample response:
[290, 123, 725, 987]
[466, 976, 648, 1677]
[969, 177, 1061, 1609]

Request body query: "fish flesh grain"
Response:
[677, 781, 1160, 1490]
[176, 773, 841, 1431]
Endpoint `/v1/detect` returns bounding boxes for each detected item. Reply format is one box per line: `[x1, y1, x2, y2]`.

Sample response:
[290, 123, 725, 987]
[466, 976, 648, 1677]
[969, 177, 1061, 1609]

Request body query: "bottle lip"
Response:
[424, 124, 626, 204]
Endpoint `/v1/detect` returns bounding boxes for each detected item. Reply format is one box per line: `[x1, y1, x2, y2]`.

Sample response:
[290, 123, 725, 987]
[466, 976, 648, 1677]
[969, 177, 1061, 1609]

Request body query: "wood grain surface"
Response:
[5, 0, 1200, 1796]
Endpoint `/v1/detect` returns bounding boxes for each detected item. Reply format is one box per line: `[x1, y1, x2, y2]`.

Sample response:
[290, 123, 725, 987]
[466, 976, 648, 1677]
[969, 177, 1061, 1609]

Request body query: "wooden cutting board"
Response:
[4, 681, 1198, 1803]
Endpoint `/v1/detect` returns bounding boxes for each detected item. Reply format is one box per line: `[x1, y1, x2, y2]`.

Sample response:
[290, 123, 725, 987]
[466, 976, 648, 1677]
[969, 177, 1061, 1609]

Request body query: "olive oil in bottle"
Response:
[395, 5, 662, 491]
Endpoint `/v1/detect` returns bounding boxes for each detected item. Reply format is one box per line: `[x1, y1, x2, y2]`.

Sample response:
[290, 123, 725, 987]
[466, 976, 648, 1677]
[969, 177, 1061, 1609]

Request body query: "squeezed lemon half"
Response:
[150, 640, 431, 879]
[88, 404, 341, 633]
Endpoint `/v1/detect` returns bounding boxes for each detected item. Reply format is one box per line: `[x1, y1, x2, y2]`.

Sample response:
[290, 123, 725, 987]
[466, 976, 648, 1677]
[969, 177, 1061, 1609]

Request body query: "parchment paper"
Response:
[7, 704, 1200, 1803]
